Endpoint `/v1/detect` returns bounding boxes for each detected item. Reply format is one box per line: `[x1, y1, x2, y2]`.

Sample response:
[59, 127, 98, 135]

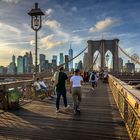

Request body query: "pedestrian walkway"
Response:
[0, 80, 129, 140]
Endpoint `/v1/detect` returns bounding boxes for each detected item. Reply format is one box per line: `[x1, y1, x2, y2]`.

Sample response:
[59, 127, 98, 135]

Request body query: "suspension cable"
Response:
[89, 52, 100, 70]
[57, 46, 88, 69]
[119, 46, 140, 65]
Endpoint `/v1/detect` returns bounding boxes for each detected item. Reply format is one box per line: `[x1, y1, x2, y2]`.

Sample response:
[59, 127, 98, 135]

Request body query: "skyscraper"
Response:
[52, 55, 57, 65]
[65, 55, 69, 71]
[77, 60, 83, 71]
[40, 54, 46, 72]
[28, 51, 33, 73]
[17, 56, 24, 74]
[7, 55, 16, 74]
[12, 55, 15, 63]
[24, 52, 29, 73]
[24, 51, 33, 74]
[119, 57, 123, 72]
[68, 45, 73, 70]
[59, 53, 64, 65]
[52, 59, 57, 71]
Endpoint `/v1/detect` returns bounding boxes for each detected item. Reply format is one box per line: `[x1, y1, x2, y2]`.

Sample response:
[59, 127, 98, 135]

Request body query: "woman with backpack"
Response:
[89, 71, 98, 90]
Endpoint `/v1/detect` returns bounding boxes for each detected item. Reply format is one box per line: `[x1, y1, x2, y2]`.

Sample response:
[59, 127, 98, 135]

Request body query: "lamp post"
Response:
[28, 3, 44, 77]
[106, 54, 109, 70]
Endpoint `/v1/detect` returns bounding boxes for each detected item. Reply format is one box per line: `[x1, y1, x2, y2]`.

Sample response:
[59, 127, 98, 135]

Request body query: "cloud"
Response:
[0, 22, 21, 35]
[71, 36, 85, 44]
[123, 47, 133, 54]
[71, 6, 77, 12]
[44, 20, 84, 48]
[19, 50, 31, 56]
[72, 28, 88, 33]
[1, 0, 19, 3]
[44, 19, 70, 41]
[0, 45, 21, 66]
[89, 18, 120, 33]
[41, 34, 64, 49]
[30, 40, 35, 46]
[45, 8, 54, 16]
[44, 20, 61, 30]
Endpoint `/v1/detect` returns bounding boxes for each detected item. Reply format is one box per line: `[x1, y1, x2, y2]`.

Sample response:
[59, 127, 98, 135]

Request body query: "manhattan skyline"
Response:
[0, 0, 140, 67]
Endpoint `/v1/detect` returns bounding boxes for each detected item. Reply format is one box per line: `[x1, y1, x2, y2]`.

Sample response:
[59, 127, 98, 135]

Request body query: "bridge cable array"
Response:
[119, 46, 140, 65]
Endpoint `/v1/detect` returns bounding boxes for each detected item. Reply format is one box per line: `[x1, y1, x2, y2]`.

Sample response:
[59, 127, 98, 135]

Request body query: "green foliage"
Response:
[8, 89, 22, 102]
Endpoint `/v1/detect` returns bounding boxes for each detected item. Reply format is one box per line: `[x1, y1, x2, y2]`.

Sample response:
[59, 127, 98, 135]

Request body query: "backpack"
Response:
[52, 71, 59, 86]
[91, 74, 95, 81]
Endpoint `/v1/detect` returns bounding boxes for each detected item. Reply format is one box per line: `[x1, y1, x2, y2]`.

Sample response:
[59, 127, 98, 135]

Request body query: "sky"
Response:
[0, 0, 140, 68]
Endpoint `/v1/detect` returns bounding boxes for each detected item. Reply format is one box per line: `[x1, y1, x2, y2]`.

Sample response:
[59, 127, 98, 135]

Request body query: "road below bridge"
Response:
[0, 80, 129, 140]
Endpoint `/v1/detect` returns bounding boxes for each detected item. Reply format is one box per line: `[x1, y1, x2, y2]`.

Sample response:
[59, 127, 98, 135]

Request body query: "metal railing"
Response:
[108, 75, 140, 140]
[0, 77, 53, 110]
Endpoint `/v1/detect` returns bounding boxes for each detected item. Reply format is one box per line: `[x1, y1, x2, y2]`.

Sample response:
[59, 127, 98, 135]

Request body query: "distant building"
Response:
[75, 63, 78, 69]
[68, 46, 73, 70]
[0, 66, 6, 75]
[124, 60, 135, 73]
[12, 55, 15, 63]
[40, 54, 46, 72]
[65, 55, 69, 71]
[23, 51, 33, 74]
[119, 57, 123, 72]
[24, 52, 29, 73]
[52, 55, 57, 65]
[17, 56, 24, 74]
[28, 51, 33, 73]
[59, 53, 64, 65]
[45, 60, 49, 71]
[7, 55, 16, 74]
[52, 59, 57, 71]
[77, 60, 83, 71]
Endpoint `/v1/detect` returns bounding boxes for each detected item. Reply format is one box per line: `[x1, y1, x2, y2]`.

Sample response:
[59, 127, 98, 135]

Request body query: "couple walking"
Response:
[52, 67, 83, 114]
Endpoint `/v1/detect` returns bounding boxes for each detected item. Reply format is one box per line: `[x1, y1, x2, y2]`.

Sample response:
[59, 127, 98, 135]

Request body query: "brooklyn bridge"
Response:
[0, 38, 140, 140]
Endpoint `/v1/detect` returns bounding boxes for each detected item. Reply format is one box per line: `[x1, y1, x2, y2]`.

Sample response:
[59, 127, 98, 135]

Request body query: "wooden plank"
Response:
[0, 81, 130, 140]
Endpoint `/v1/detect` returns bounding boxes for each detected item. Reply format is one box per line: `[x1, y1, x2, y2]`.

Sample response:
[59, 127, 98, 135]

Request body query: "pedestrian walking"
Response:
[54, 67, 69, 113]
[70, 69, 83, 114]
[89, 71, 97, 90]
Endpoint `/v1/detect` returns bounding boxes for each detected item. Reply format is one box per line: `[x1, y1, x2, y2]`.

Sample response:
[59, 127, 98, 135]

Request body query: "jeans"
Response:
[56, 89, 67, 110]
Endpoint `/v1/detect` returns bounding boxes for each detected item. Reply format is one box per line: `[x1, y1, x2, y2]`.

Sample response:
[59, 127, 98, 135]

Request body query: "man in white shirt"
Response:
[39, 77, 53, 99]
[39, 77, 48, 90]
[33, 78, 42, 92]
[70, 69, 83, 114]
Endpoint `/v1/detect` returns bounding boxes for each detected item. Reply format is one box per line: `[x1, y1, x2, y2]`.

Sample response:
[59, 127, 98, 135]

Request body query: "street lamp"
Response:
[106, 54, 109, 70]
[28, 3, 44, 77]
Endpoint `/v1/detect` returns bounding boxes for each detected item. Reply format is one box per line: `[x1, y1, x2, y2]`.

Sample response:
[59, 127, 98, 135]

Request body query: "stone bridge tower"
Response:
[87, 39, 119, 72]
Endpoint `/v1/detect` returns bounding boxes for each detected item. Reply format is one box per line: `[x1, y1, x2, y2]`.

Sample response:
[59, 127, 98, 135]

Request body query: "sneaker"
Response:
[76, 109, 81, 114]
[48, 97, 53, 100]
[56, 110, 60, 113]
[74, 110, 77, 115]
[65, 105, 70, 109]
[77, 108, 80, 111]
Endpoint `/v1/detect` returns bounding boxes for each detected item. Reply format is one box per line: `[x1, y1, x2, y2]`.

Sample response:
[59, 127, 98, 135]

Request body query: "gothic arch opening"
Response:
[93, 50, 101, 71]
[105, 50, 113, 72]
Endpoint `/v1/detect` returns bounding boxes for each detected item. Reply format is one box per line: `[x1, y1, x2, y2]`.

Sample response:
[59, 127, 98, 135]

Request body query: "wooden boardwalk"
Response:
[0, 80, 130, 140]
